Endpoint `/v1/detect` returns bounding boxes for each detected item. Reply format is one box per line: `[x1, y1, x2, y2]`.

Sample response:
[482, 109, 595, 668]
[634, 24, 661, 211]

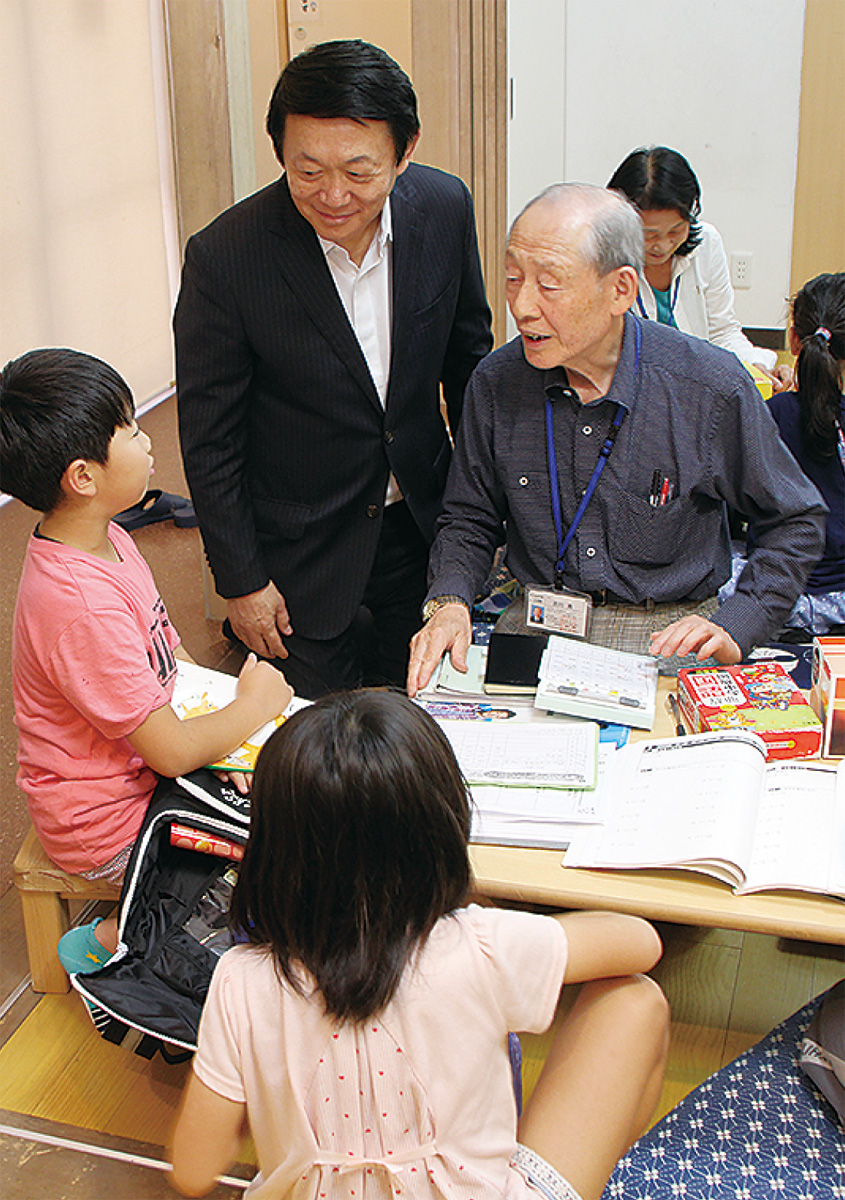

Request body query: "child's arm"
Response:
[169, 1071, 246, 1196]
[554, 912, 662, 983]
[128, 653, 292, 778]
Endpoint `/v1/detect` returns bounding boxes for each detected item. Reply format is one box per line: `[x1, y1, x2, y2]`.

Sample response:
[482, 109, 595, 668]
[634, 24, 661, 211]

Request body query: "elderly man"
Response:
[407, 183, 826, 695]
[175, 41, 492, 698]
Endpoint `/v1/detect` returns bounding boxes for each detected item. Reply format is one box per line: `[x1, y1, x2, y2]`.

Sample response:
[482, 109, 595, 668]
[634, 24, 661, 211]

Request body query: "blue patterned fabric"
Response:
[604, 991, 845, 1199]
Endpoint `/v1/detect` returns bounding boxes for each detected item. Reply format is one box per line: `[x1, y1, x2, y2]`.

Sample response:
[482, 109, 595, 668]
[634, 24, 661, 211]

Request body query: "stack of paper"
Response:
[429, 709, 611, 849]
[469, 742, 617, 848]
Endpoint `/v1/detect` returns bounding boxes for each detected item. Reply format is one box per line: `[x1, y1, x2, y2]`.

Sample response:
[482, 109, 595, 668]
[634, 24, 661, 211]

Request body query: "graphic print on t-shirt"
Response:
[148, 596, 177, 686]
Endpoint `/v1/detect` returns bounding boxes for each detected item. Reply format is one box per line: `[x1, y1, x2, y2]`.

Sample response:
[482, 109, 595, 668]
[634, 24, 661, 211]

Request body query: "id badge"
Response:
[525, 585, 592, 639]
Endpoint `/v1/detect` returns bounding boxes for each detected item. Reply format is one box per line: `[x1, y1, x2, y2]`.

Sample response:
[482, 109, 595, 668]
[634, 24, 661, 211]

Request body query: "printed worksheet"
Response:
[437, 716, 599, 788]
[540, 636, 655, 706]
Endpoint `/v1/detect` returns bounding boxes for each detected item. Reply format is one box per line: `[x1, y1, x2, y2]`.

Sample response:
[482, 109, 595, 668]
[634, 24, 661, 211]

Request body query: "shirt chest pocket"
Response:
[608, 487, 721, 567]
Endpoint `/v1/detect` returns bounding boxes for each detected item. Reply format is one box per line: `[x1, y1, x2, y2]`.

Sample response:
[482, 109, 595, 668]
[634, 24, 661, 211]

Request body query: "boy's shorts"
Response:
[79, 843, 133, 884]
[512, 1144, 583, 1200]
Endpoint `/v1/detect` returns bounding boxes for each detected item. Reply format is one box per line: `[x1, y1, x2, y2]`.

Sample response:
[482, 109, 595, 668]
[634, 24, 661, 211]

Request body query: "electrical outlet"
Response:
[731, 252, 753, 290]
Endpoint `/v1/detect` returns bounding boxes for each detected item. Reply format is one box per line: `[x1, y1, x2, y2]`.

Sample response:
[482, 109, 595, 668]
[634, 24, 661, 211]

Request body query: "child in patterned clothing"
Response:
[170, 690, 669, 1200]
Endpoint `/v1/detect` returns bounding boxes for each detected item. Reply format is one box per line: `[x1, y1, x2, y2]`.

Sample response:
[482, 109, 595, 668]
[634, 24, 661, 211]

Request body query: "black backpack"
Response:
[71, 771, 250, 1062]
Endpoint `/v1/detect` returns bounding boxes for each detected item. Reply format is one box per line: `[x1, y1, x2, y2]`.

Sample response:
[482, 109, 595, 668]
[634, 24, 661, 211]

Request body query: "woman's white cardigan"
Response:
[636, 221, 778, 370]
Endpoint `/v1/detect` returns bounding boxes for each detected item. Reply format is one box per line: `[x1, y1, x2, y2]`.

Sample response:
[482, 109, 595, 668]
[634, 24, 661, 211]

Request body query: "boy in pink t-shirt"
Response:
[1, 349, 291, 972]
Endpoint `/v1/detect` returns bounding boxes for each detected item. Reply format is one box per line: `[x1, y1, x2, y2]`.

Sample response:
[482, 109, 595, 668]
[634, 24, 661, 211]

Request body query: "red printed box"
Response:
[810, 637, 845, 758]
[677, 662, 823, 760]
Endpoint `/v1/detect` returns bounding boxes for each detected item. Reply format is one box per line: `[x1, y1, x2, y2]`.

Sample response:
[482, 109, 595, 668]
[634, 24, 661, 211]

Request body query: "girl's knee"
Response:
[627, 974, 670, 1057]
[581, 973, 669, 1047]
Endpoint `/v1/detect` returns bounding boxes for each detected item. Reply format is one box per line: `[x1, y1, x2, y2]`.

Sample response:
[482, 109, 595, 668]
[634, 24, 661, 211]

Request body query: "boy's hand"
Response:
[236, 652, 294, 719]
[214, 769, 252, 795]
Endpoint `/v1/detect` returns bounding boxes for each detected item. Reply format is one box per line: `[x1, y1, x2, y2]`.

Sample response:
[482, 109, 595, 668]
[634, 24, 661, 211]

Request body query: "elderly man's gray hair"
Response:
[511, 182, 645, 277]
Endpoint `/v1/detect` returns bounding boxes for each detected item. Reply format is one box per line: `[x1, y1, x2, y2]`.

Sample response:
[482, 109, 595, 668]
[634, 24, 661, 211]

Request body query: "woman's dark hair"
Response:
[230, 689, 472, 1023]
[267, 40, 420, 166]
[791, 272, 845, 459]
[608, 146, 702, 256]
[0, 348, 134, 512]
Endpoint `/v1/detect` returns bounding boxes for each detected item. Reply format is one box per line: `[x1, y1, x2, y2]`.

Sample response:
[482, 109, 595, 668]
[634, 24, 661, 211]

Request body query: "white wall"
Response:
[0, 0, 178, 407]
[508, 0, 806, 330]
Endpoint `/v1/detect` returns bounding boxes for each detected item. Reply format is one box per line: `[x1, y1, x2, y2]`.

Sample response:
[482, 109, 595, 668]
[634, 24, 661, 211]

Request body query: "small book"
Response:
[170, 822, 244, 862]
[171, 660, 310, 772]
[483, 632, 548, 694]
[564, 729, 845, 898]
[434, 643, 487, 695]
[535, 635, 658, 730]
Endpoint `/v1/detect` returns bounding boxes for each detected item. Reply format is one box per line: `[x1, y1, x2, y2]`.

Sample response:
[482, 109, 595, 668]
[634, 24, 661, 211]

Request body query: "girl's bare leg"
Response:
[518, 973, 669, 1200]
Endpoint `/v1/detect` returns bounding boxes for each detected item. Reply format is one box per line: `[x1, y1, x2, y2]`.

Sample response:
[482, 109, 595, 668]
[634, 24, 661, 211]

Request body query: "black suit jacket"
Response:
[174, 164, 492, 639]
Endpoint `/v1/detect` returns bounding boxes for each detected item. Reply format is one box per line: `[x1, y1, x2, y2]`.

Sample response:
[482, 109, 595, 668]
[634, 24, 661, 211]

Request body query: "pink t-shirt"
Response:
[13, 523, 180, 872]
[194, 905, 568, 1200]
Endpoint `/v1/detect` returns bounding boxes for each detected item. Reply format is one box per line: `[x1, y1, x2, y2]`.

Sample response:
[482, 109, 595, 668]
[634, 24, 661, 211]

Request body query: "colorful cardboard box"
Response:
[810, 637, 845, 758]
[677, 661, 823, 760]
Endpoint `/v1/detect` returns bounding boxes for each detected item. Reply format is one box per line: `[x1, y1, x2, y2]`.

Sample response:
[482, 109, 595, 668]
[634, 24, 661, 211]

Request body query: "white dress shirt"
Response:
[319, 201, 401, 504]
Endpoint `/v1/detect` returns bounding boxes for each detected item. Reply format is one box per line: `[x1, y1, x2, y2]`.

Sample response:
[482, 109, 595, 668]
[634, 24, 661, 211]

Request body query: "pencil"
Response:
[666, 692, 686, 737]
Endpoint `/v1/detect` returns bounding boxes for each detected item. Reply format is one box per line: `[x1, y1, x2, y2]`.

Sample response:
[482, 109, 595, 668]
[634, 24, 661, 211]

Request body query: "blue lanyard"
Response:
[637, 274, 680, 321]
[545, 319, 641, 589]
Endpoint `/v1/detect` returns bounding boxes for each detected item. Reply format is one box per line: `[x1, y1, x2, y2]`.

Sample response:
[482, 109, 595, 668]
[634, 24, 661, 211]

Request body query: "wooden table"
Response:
[469, 677, 845, 946]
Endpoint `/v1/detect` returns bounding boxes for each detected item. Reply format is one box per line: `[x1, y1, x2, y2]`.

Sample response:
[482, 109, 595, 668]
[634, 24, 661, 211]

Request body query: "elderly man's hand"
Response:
[649, 616, 741, 665]
[407, 604, 472, 697]
[228, 582, 293, 660]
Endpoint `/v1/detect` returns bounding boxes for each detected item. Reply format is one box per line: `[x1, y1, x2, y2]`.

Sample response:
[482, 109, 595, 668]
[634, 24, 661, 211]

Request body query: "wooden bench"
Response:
[13, 826, 121, 993]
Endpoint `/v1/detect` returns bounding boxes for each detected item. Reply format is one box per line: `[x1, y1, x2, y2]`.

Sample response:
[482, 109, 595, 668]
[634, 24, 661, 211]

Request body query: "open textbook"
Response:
[564, 730, 845, 897]
[171, 660, 310, 772]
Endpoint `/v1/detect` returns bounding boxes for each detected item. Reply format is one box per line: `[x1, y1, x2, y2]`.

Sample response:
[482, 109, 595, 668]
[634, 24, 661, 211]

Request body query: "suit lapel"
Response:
[266, 180, 381, 410]
[388, 182, 425, 408]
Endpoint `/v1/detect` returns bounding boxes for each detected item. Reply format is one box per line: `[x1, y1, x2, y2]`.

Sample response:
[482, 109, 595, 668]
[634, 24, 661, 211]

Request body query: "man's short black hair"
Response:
[266, 39, 420, 166]
[0, 348, 134, 513]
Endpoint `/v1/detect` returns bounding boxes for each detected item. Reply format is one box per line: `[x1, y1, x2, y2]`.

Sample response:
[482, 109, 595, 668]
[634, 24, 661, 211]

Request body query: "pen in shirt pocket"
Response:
[649, 471, 674, 507]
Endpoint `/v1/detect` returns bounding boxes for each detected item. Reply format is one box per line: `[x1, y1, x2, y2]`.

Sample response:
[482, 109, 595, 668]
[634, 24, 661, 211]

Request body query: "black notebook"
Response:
[483, 632, 548, 694]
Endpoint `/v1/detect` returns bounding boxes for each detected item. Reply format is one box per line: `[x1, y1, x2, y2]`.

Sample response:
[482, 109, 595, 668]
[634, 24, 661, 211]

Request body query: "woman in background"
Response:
[608, 145, 791, 390]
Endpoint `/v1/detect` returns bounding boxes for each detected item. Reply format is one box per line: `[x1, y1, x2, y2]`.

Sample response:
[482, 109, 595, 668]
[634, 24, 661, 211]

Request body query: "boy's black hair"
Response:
[0, 348, 134, 513]
[230, 689, 472, 1024]
[791, 272, 845, 459]
[266, 39, 420, 166]
[607, 146, 703, 257]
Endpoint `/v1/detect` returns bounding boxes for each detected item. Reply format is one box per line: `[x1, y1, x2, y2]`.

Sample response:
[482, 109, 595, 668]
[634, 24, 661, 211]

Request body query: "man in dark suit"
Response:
[175, 40, 492, 697]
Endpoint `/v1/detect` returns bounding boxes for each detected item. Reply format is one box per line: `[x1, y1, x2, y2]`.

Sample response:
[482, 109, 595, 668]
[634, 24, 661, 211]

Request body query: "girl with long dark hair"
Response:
[171, 690, 668, 1200]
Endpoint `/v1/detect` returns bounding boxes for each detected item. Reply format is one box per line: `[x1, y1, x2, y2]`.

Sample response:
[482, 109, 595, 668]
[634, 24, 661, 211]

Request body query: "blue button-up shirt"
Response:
[428, 313, 827, 656]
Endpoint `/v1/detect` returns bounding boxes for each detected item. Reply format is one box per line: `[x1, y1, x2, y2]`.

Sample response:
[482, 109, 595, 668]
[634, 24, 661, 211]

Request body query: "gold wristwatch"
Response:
[421, 595, 470, 622]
